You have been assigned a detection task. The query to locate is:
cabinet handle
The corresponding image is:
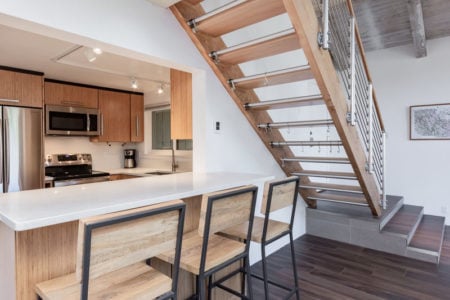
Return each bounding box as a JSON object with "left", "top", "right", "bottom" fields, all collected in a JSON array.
[
  {"left": 0, "top": 99, "right": 20, "bottom": 103},
  {"left": 61, "top": 100, "right": 82, "bottom": 106},
  {"left": 100, "top": 113, "right": 104, "bottom": 136},
  {"left": 136, "top": 116, "right": 139, "bottom": 137}
]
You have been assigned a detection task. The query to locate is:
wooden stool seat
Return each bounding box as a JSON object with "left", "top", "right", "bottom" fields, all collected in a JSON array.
[
  {"left": 35, "top": 200, "right": 185, "bottom": 300},
  {"left": 221, "top": 216, "right": 289, "bottom": 243},
  {"left": 158, "top": 185, "right": 258, "bottom": 299},
  {"left": 219, "top": 177, "right": 301, "bottom": 300},
  {"left": 35, "top": 262, "right": 172, "bottom": 300},
  {"left": 158, "top": 230, "right": 245, "bottom": 275}
]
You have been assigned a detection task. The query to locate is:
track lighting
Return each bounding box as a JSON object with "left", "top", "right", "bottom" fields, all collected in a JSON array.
[
  {"left": 157, "top": 84, "right": 164, "bottom": 94},
  {"left": 131, "top": 78, "right": 138, "bottom": 89},
  {"left": 84, "top": 47, "right": 104, "bottom": 63},
  {"left": 92, "top": 48, "right": 103, "bottom": 55}
]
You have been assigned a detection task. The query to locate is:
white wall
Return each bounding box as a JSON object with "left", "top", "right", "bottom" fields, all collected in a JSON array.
[
  {"left": 0, "top": 0, "right": 305, "bottom": 244},
  {"left": 366, "top": 37, "right": 450, "bottom": 223}
]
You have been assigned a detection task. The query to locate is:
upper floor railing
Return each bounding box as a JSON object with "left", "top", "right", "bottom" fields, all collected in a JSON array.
[{"left": 313, "top": 0, "right": 387, "bottom": 209}]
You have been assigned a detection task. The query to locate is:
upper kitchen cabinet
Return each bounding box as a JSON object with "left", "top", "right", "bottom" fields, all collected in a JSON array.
[
  {"left": 0, "top": 67, "right": 43, "bottom": 108},
  {"left": 44, "top": 80, "right": 98, "bottom": 108},
  {"left": 130, "top": 94, "right": 144, "bottom": 143},
  {"left": 93, "top": 90, "right": 131, "bottom": 143},
  {"left": 170, "top": 69, "right": 192, "bottom": 140}
]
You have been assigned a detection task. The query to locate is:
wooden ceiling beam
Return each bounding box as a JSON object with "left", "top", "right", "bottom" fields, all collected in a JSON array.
[{"left": 407, "top": 0, "right": 427, "bottom": 58}]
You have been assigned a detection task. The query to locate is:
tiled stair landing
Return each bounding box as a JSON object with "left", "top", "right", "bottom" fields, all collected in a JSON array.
[{"left": 306, "top": 195, "right": 446, "bottom": 263}]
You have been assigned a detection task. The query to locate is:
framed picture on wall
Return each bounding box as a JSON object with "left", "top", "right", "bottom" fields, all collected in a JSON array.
[{"left": 410, "top": 103, "right": 450, "bottom": 140}]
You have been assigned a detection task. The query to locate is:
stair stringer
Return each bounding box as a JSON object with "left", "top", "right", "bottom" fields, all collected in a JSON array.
[
  {"left": 284, "top": 0, "right": 381, "bottom": 216},
  {"left": 170, "top": 2, "right": 319, "bottom": 207}
]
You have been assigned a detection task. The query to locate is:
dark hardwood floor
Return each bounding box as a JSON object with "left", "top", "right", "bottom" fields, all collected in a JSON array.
[{"left": 250, "top": 227, "right": 450, "bottom": 299}]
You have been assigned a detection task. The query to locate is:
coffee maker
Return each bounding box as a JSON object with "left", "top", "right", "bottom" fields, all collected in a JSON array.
[{"left": 124, "top": 149, "right": 137, "bottom": 168}]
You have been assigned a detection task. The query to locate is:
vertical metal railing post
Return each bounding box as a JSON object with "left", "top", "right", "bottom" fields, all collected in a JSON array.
[
  {"left": 321, "top": 0, "right": 330, "bottom": 49},
  {"left": 382, "top": 131, "right": 387, "bottom": 209},
  {"left": 367, "top": 83, "right": 374, "bottom": 174},
  {"left": 349, "top": 17, "right": 356, "bottom": 125}
]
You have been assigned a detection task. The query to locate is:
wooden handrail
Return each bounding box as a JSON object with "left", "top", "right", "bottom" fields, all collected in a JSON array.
[{"left": 345, "top": 0, "right": 385, "bottom": 132}]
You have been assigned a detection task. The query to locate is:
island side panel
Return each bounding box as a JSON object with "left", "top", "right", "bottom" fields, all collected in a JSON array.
[
  {"left": 15, "top": 221, "right": 78, "bottom": 300},
  {"left": 0, "top": 222, "right": 16, "bottom": 300}
]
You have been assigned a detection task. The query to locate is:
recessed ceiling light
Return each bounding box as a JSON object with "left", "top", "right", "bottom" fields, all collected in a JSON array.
[{"left": 92, "top": 48, "right": 103, "bottom": 55}]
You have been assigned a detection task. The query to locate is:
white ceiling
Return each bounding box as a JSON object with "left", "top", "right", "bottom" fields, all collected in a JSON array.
[
  {"left": 0, "top": 24, "right": 171, "bottom": 100},
  {"left": 146, "top": 0, "right": 182, "bottom": 8}
]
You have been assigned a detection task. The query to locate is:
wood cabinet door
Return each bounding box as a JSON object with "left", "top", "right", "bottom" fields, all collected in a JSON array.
[
  {"left": 170, "top": 69, "right": 192, "bottom": 140},
  {"left": 130, "top": 94, "right": 144, "bottom": 143},
  {"left": 44, "top": 81, "right": 98, "bottom": 108},
  {"left": 0, "top": 70, "right": 43, "bottom": 108},
  {"left": 14, "top": 72, "right": 43, "bottom": 108},
  {"left": 96, "top": 90, "right": 130, "bottom": 142}
]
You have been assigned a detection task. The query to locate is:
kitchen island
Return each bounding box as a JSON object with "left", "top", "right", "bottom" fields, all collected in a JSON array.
[{"left": 0, "top": 172, "right": 272, "bottom": 300}]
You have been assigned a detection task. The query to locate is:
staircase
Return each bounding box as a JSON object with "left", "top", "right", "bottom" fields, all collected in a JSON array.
[
  {"left": 171, "top": 0, "right": 382, "bottom": 215},
  {"left": 169, "top": 0, "right": 446, "bottom": 263},
  {"left": 307, "top": 196, "right": 447, "bottom": 263}
]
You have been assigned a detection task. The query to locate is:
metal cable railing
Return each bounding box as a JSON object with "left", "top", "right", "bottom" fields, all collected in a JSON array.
[{"left": 313, "top": 0, "right": 387, "bottom": 209}]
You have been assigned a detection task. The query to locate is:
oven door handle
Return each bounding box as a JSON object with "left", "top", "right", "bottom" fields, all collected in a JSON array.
[{"left": 53, "top": 176, "right": 110, "bottom": 187}]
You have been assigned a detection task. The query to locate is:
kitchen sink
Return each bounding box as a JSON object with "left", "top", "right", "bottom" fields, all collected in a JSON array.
[{"left": 145, "top": 171, "right": 173, "bottom": 175}]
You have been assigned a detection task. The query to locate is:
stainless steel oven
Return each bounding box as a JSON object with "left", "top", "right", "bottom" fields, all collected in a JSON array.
[
  {"left": 45, "top": 105, "right": 100, "bottom": 136},
  {"left": 45, "top": 153, "right": 110, "bottom": 187}
]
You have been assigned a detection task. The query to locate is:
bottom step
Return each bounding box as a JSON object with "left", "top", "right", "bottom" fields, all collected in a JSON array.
[
  {"left": 308, "top": 191, "right": 368, "bottom": 206},
  {"left": 382, "top": 205, "right": 424, "bottom": 244},
  {"left": 407, "top": 215, "right": 446, "bottom": 263}
]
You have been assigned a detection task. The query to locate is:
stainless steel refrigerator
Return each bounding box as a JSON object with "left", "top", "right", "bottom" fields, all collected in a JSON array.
[{"left": 1, "top": 106, "right": 43, "bottom": 193}]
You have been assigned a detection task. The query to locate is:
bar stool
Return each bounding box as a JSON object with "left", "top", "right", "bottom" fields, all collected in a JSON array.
[
  {"left": 220, "top": 176, "right": 300, "bottom": 300},
  {"left": 158, "top": 185, "right": 258, "bottom": 299},
  {"left": 35, "top": 200, "right": 185, "bottom": 300}
]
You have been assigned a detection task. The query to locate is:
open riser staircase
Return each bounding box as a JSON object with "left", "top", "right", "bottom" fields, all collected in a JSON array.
[{"left": 170, "top": 0, "right": 447, "bottom": 263}]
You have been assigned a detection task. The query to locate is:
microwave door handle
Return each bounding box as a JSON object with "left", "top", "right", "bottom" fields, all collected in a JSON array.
[{"left": 87, "top": 113, "right": 90, "bottom": 132}]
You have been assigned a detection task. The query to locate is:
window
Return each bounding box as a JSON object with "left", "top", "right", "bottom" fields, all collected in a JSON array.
[
  {"left": 152, "top": 109, "right": 171, "bottom": 150},
  {"left": 151, "top": 109, "right": 192, "bottom": 151}
]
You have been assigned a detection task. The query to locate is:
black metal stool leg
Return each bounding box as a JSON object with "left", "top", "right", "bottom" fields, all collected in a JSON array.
[
  {"left": 245, "top": 256, "right": 254, "bottom": 299},
  {"left": 261, "top": 243, "right": 270, "bottom": 300},
  {"left": 289, "top": 232, "right": 300, "bottom": 300}
]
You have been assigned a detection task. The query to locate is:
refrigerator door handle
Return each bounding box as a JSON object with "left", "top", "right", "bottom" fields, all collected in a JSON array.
[
  {"left": 4, "top": 118, "right": 9, "bottom": 190},
  {"left": 0, "top": 117, "right": 3, "bottom": 186}
]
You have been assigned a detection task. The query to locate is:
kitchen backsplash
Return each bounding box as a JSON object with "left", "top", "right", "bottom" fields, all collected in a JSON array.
[{"left": 44, "top": 136, "right": 193, "bottom": 172}]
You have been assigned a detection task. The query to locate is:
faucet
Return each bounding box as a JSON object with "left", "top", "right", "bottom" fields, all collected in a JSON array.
[{"left": 171, "top": 141, "right": 178, "bottom": 173}]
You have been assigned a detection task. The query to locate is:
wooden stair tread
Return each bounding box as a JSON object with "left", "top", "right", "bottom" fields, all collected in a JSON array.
[
  {"left": 382, "top": 205, "right": 423, "bottom": 241},
  {"left": 233, "top": 67, "right": 314, "bottom": 89},
  {"left": 300, "top": 182, "right": 362, "bottom": 193},
  {"left": 218, "top": 32, "right": 300, "bottom": 65},
  {"left": 35, "top": 262, "right": 172, "bottom": 300},
  {"left": 157, "top": 230, "right": 245, "bottom": 275},
  {"left": 307, "top": 191, "right": 367, "bottom": 205},
  {"left": 286, "top": 156, "right": 350, "bottom": 163},
  {"left": 408, "top": 215, "right": 446, "bottom": 254},
  {"left": 293, "top": 170, "right": 357, "bottom": 180},
  {"left": 195, "top": 0, "right": 286, "bottom": 37},
  {"left": 246, "top": 96, "right": 323, "bottom": 110}
]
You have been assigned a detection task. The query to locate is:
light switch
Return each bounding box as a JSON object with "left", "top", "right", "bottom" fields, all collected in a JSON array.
[{"left": 214, "top": 121, "right": 221, "bottom": 134}]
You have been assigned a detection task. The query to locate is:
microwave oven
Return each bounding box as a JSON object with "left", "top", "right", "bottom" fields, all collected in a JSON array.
[{"left": 45, "top": 105, "right": 100, "bottom": 136}]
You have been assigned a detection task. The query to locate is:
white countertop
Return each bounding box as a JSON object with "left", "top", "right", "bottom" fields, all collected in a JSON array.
[{"left": 0, "top": 172, "right": 273, "bottom": 231}]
